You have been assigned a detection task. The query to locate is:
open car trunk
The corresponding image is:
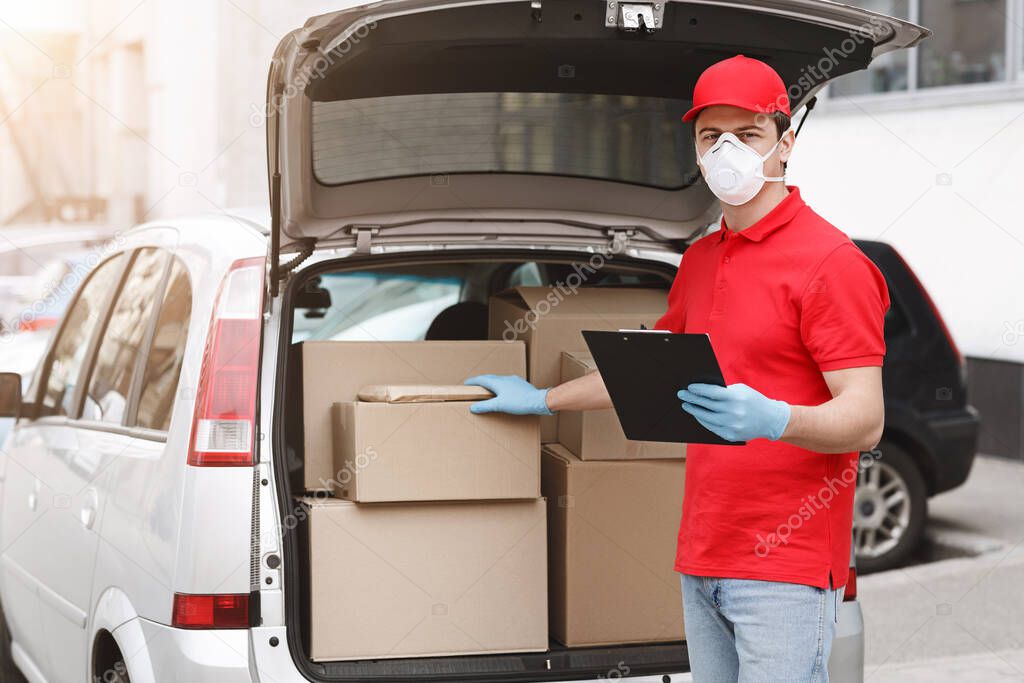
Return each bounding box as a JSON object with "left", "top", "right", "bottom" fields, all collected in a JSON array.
[
  {"left": 265, "top": 0, "right": 928, "bottom": 292},
  {"left": 265, "top": 1, "right": 928, "bottom": 679}
]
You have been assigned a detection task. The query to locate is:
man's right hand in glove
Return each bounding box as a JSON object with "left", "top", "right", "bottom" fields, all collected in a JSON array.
[
  {"left": 464, "top": 369, "right": 613, "bottom": 415},
  {"left": 463, "top": 374, "right": 553, "bottom": 415}
]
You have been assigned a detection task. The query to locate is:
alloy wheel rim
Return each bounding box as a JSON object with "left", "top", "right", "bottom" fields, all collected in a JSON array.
[{"left": 854, "top": 458, "right": 912, "bottom": 559}]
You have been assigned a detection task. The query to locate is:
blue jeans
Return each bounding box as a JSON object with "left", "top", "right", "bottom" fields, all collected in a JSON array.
[{"left": 680, "top": 573, "right": 844, "bottom": 682}]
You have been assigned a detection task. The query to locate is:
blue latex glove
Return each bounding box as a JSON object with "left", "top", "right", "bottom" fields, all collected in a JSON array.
[
  {"left": 464, "top": 374, "right": 553, "bottom": 415},
  {"left": 677, "top": 383, "right": 790, "bottom": 442}
]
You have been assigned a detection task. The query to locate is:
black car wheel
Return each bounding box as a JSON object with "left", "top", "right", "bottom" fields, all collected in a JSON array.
[{"left": 854, "top": 440, "right": 928, "bottom": 573}]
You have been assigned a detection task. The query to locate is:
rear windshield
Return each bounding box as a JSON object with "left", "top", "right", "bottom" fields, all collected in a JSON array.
[
  {"left": 311, "top": 92, "right": 695, "bottom": 189},
  {"left": 291, "top": 260, "right": 671, "bottom": 343}
]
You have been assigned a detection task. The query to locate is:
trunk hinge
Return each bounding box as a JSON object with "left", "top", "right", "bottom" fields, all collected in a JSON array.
[
  {"left": 348, "top": 225, "right": 380, "bottom": 254},
  {"left": 606, "top": 227, "right": 636, "bottom": 252},
  {"left": 605, "top": 1, "right": 663, "bottom": 32}
]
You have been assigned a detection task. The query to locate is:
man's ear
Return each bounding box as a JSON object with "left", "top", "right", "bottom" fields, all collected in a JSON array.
[{"left": 778, "top": 129, "right": 796, "bottom": 164}]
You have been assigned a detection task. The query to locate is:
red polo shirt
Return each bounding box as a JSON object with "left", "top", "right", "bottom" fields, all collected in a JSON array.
[{"left": 654, "top": 186, "right": 889, "bottom": 589}]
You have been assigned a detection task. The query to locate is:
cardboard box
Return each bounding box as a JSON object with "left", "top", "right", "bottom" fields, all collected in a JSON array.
[
  {"left": 488, "top": 287, "right": 667, "bottom": 441},
  {"left": 558, "top": 352, "right": 685, "bottom": 461},
  {"left": 541, "top": 443, "right": 685, "bottom": 646},
  {"left": 301, "top": 496, "right": 549, "bottom": 662},
  {"left": 332, "top": 399, "right": 540, "bottom": 502},
  {"left": 297, "top": 341, "right": 526, "bottom": 491}
]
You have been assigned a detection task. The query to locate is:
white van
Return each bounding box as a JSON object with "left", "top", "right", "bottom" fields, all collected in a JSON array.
[{"left": 0, "top": 1, "right": 926, "bottom": 680}]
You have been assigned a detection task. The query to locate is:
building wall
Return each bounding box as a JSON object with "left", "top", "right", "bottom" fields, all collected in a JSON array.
[{"left": 789, "top": 96, "right": 1024, "bottom": 366}]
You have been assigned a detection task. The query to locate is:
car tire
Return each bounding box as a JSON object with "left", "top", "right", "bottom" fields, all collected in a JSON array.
[
  {"left": 853, "top": 439, "right": 927, "bottom": 574},
  {"left": 0, "top": 602, "right": 28, "bottom": 683},
  {"left": 93, "top": 632, "right": 132, "bottom": 683}
]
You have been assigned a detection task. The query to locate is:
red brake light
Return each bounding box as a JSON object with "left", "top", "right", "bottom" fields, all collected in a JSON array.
[
  {"left": 844, "top": 567, "right": 857, "bottom": 601},
  {"left": 172, "top": 593, "right": 249, "bottom": 629},
  {"left": 187, "top": 257, "right": 266, "bottom": 467}
]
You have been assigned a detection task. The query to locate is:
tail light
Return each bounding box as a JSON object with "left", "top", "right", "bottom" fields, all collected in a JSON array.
[
  {"left": 187, "top": 257, "right": 266, "bottom": 467},
  {"left": 172, "top": 593, "right": 249, "bottom": 628},
  {"left": 893, "top": 250, "right": 962, "bottom": 367},
  {"left": 844, "top": 567, "right": 857, "bottom": 601}
]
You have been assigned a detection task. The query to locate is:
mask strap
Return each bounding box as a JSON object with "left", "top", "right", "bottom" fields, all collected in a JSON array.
[{"left": 760, "top": 127, "right": 792, "bottom": 182}]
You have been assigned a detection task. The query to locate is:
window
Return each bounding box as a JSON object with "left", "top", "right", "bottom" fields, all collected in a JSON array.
[
  {"left": 830, "top": 1, "right": 911, "bottom": 97},
  {"left": 830, "top": 0, "right": 1017, "bottom": 97},
  {"left": 39, "top": 254, "right": 126, "bottom": 417},
  {"left": 293, "top": 270, "right": 464, "bottom": 342},
  {"left": 136, "top": 258, "right": 192, "bottom": 431},
  {"left": 81, "top": 249, "right": 168, "bottom": 424},
  {"left": 292, "top": 261, "right": 673, "bottom": 344},
  {"left": 507, "top": 263, "right": 544, "bottom": 288},
  {"left": 312, "top": 93, "right": 695, "bottom": 189},
  {"left": 919, "top": 0, "right": 1006, "bottom": 88}
]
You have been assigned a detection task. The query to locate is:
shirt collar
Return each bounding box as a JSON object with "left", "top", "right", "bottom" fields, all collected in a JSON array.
[{"left": 719, "top": 185, "right": 806, "bottom": 243}]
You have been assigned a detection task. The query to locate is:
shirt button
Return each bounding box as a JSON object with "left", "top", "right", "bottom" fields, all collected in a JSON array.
[
  {"left": 723, "top": 256, "right": 731, "bottom": 264},
  {"left": 717, "top": 281, "right": 726, "bottom": 290}
]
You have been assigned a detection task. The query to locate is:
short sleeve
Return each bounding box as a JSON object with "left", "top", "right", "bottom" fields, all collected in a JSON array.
[
  {"left": 800, "top": 242, "right": 890, "bottom": 372},
  {"left": 654, "top": 257, "right": 687, "bottom": 332}
]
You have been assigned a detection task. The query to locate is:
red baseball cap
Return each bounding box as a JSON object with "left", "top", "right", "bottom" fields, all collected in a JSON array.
[{"left": 682, "top": 54, "right": 790, "bottom": 123}]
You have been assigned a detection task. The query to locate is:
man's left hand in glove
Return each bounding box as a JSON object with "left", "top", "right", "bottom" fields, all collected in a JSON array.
[{"left": 677, "top": 382, "right": 791, "bottom": 442}]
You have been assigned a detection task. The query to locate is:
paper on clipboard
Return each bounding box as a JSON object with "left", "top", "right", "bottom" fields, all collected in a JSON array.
[{"left": 617, "top": 328, "right": 670, "bottom": 333}]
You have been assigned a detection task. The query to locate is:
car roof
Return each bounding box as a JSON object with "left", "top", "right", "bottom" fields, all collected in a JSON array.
[{"left": 119, "top": 210, "right": 269, "bottom": 262}]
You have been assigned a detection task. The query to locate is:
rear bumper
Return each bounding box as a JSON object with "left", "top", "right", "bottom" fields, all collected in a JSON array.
[
  {"left": 923, "top": 406, "right": 980, "bottom": 495},
  {"left": 247, "top": 607, "right": 861, "bottom": 683},
  {"left": 113, "top": 618, "right": 254, "bottom": 683}
]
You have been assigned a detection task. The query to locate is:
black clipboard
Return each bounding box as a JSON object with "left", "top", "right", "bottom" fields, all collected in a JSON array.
[{"left": 582, "top": 330, "right": 744, "bottom": 446}]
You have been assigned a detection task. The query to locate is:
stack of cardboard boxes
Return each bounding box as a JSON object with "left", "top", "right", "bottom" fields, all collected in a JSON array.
[
  {"left": 297, "top": 340, "right": 547, "bottom": 662},
  {"left": 296, "top": 286, "right": 687, "bottom": 662},
  {"left": 545, "top": 352, "right": 686, "bottom": 646},
  {"left": 490, "top": 288, "right": 687, "bottom": 647}
]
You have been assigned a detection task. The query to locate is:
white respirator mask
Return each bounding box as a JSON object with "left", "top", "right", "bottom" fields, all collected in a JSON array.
[{"left": 697, "top": 130, "right": 790, "bottom": 206}]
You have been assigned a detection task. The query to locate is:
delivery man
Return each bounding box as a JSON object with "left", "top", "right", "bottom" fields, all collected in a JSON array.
[{"left": 465, "top": 54, "right": 889, "bottom": 682}]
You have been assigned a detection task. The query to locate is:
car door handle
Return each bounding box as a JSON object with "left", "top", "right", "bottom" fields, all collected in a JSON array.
[
  {"left": 80, "top": 489, "right": 99, "bottom": 530},
  {"left": 80, "top": 504, "right": 97, "bottom": 529},
  {"left": 28, "top": 479, "right": 40, "bottom": 511}
]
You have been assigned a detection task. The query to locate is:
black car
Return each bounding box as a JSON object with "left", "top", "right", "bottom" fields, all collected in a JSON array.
[{"left": 853, "top": 239, "right": 979, "bottom": 573}]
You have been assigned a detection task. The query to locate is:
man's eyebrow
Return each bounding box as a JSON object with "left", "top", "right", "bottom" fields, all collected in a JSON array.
[{"left": 697, "top": 124, "right": 767, "bottom": 134}]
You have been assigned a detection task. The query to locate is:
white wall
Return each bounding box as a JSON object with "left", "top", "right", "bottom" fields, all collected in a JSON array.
[{"left": 789, "top": 96, "right": 1024, "bottom": 363}]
